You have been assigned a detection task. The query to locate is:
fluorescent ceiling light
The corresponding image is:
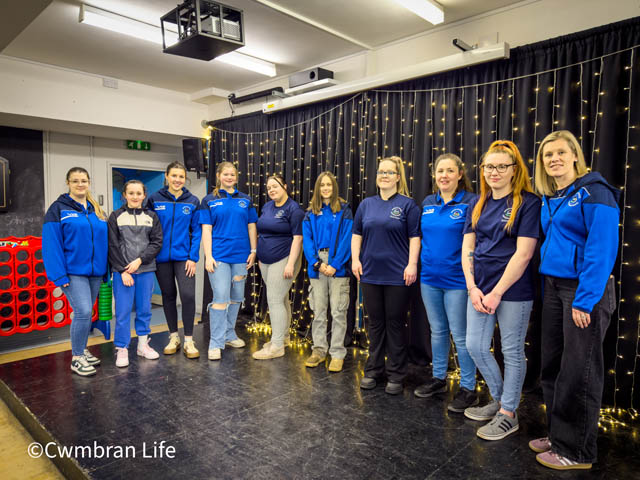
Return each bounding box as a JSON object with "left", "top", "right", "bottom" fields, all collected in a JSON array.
[
  {"left": 79, "top": 5, "right": 276, "bottom": 77},
  {"left": 214, "top": 51, "right": 277, "bottom": 77},
  {"left": 393, "top": 0, "right": 444, "bottom": 25}
]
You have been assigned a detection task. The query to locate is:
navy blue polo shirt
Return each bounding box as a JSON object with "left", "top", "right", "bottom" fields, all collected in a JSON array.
[
  {"left": 353, "top": 193, "right": 421, "bottom": 286},
  {"left": 463, "top": 191, "right": 541, "bottom": 301},
  {"left": 421, "top": 190, "right": 477, "bottom": 289},
  {"left": 199, "top": 189, "right": 258, "bottom": 264},
  {"left": 257, "top": 198, "right": 304, "bottom": 264}
]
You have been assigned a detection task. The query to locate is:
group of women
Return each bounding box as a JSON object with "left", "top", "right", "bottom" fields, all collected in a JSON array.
[{"left": 42, "top": 129, "right": 619, "bottom": 471}]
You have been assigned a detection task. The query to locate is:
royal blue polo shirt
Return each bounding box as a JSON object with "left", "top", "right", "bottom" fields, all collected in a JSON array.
[
  {"left": 257, "top": 197, "right": 305, "bottom": 264},
  {"left": 199, "top": 189, "right": 258, "bottom": 264},
  {"left": 352, "top": 193, "right": 421, "bottom": 286},
  {"left": 463, "top": 191, "right": 541, "bottom": 301},
  {"left": 420, "top": 190, "right": 477, "bottom": 289}
]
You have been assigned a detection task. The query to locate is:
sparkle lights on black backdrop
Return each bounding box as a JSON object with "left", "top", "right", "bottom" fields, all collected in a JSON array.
[{"left": 209, "top": 18, "right": 640, "bottom": 416}]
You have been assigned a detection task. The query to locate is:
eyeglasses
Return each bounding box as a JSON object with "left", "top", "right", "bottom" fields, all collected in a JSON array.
[
  {"left": 376, "top": 171, "right": 398, "bottom": 177},
  {"left": 482, "top": 164, "right": 515, "bottom": 173}
]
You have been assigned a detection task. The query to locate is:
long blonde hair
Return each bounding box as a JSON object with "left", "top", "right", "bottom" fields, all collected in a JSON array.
[
  {"left": 65, "top": 167, "right": 106, "bottom": 220},
  {"left": 212, "top": 161, "right": 237, "bottom": 197},
  {"left": 378, "top": 156, "right": 409, "bottom": 196},
  {"left": 534, "top": 130, "right": 588, "bottom": 196},
  {"left": 471, "top": 140, "right": 534, "bottom": 233},
  {"left": 309, "top": 172, "right": 344, "bottom": 214}
]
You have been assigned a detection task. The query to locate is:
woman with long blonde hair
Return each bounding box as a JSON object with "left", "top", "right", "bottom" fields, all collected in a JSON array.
[
  {"left": 461, "top": 141, "right": 541, "bottom": 440},
  {"left": 302, "top": 172, "right": 353, "bottom": 372},
  {"left": 200, "top": 161, "right": 258, "bottom": 361},
  {"left": 352, "top": 156, "right": 421, "bottom": 395},
  {"left": 530, "top": 131, "right": 619, "bottom": 470}
]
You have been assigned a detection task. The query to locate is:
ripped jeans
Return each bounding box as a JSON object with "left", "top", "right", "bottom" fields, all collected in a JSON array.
[{"left": 207, "top": 262, "right": 247, "bottom": 349}]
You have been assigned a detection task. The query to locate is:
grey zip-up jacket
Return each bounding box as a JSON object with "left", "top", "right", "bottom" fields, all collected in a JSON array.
[{"left": 108, "top": 205, "right": 163, "bottom": 273}]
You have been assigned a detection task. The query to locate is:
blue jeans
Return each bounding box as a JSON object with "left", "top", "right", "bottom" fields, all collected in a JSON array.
[
  {"left": 466, "top": 299, "right": 533, "bottom": 413},
  {"left": 62, "top": 275, "right": 102, "bottom": 356},
  {"left": 420, "top": 283, "right": 476, "bottom": 390},
  {"left": 207, "top": 262, "right": 247, "bottom": 349},
  {"left": 113, "top": 271, "right": 155, "bottom": 348}
]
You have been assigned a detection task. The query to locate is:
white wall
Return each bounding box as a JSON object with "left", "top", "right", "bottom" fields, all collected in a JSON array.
[
  {"left": 0, "top": 55, "right": 209, "bottom": 139},
  {"left": 45, "top": 132, "right": 207, "bottom": 314},
  {"left": 207, "top": 0, "right": 640, "bottom": 120}
]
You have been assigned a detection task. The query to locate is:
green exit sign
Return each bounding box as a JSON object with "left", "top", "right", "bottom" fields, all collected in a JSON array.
[{"left": 126, "top": 140, "right": 151, "bottom": 151}]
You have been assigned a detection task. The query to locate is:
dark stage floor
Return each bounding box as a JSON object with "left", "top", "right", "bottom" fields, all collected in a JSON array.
[{"left": 0, "top": 322, "right": 638, "bottom": 480}]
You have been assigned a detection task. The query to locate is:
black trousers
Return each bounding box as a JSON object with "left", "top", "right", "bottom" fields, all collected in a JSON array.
[
  {"left": 155, "top": 261, "right": 196, "bottom": 336},
  {"left": 361, "top": 283, "right": 411, "bottom": 383},
  {"left": 540, "top": 275, "right": 615, "bottom": 463}
]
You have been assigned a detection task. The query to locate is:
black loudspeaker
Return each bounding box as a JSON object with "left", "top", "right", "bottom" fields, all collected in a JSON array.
[
  {"left": 289, "top": 67, "right": 333, "bottom": 88},
  {"left": 182, "top": 138, "right": 207, "bottom": 172},
  {"left": 0, "top": 157, "right": 9, "bottom": 213}
]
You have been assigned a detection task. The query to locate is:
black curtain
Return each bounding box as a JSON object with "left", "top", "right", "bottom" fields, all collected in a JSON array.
[{"left": 211, "top": 17, "right": 640, "bottom": 410}]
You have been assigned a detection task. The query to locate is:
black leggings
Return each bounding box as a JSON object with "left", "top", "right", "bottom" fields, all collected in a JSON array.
[
  {"left": 155, "top": 261, "right": 196, "bottom": 336},
  {"left": 361, "top": 283, "right": 412, "bottom": 383}
]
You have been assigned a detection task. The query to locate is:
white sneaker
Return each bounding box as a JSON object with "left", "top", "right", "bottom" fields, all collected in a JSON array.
[
  {"left": 252, "top": 343, "right": 285, "bottom": 360},
  {"left": 115, "top": 347, "right": 129, "bottom": 368},
  {"left": 208, "top": 348, "right": 221, "bottom": 360},
  {"left": 137, "top": 341, "right": 160, "bottom": 360},
  {"left": 225, "top": 338, "right": 246, "bottom": 348}
]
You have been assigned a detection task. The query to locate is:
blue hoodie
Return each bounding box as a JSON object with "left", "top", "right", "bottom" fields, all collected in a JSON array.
[
  {"left": 540, "top": 172, "right": 620, "bottom": 313},
  {"left": 302, "top": 203, "right": 353, "bottom": 279},
  {"left": 146, "top": 186, "right": 201, "bottom": 263},
  {"left": 42, "top": 194, "right": 109, "bottom": 286}
]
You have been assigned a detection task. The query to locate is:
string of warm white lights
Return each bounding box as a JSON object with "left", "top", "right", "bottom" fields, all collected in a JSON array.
[{"left": 210, "top": 44, "right": 640, "bottom": 422}]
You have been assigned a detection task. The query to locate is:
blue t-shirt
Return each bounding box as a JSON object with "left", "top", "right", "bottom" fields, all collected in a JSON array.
[
  {"left": 199, "top": 189, "right": 258, "bottom": 264},
  {"left": 421, "top": 190, "right": 477, "bottom": 289},
  {"left": 316, "top": 204, "right": 335, "bottom": 249},
  {"left": 353, "top": 193, "right": 421, "bottom": 286},
  {"left": 257, "top": 198, "right": 304, "bottom": 264},
  {"left": 463, "top": 191, "right": 541, "bottom": 301}
]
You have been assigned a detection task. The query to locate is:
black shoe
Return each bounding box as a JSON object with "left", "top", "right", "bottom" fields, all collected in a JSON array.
[
  {"left": 385, "top": 381, "right": 403, "bottom": 395},
  {"left": 360, "top": 377, "right": 377, "bottom": 390},
  {"left": 447, "top": 387, "right": 479, "bottom": 412},
  {"left": 414, "top": 377, "right": 447, "bottom": 398}
]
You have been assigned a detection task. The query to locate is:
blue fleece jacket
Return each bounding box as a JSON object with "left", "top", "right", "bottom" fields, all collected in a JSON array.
[
  {"left": 302, "top": 202, "right": 353, "bottom": 279},
  {"left": 42, "top": 194, "right": 109, "bottom": 286},
  {"left": 539, "top": 172, "right": 620, "bottom": 313},
  {"left": 146, "top": 186, "right": 201, "bottom": 263}
]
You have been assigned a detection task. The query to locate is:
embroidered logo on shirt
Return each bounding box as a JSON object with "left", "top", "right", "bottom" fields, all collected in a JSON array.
[
  {"left": 449, "top": 208, "right": 463, "bottom": 220},
  {"left": 501, "top": 208, "right": 512, "bottom": 222},
  {"left": 568, "top": 192, "right": 581, "bottom": 207},
  {"left": 275, "top": 209, "right": 285, "bottom": 218},
  {"left": 238, "top": 200, "right": 249, "bottom": 209},
  {"left": 155, "top": 205, "right": 166, "bottom": 211},
  {"left": 60, "top": 212, "right": 79, "bottom": 221},
  {"left": 390, "top": 207, "right": 403, "bottom": 219},
  {"left": 211, "top": 201, "right": 223, "bottom": 207},
  {"left": 423, "top": 207, "right": 435, "bottom": 215},
  {"left": 182, "top": 206, "right": 191, "bottom": 215}
]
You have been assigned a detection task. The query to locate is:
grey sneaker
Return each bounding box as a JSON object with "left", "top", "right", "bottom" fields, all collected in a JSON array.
[
  {"left": 477, "top": 412, "right": 519, "bottom": 441},
  {"left": 464, "top": 400, "right": 500, "bottom": 421}
]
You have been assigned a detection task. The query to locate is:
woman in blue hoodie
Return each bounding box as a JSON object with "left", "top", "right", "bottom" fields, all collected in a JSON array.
[
  {"left": 42, "top": 167, "right": 108, "bottom": 376},
  {"left": 302, "top": 172, "right": 353, "bottom": 373},
  {"left": 147, "top": 162, "right": 202, "bottom": 359},
  {"left": 531, "top": 130, "right": 619, "bottom": 471}
]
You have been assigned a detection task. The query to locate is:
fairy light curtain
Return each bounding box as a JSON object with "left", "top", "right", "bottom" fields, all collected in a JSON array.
[{"left": 210, "top": 17, "right": 640, "bottom": 412}]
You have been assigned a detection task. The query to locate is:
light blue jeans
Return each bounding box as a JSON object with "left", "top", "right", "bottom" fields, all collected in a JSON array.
[
  {"left": 466, "top": 298, "right": 533, "bottom": 413},
  {"left": 207, "top": 262, "right": 247, "bottom": 349},
  {"left": 420, "top": 283, "right": 476, "bottom": 390},
  {"left": 62, "top": 275, "right": 102, "bottom": 356}
]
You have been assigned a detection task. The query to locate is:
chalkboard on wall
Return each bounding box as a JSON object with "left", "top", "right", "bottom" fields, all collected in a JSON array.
[{"left": 0, "top": 127, "right": 44, "bottom": 238}]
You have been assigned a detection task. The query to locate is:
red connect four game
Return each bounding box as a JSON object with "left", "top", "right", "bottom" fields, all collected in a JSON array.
[{"left": 0, "top": 236, "right": 98, "bottom": 337}]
